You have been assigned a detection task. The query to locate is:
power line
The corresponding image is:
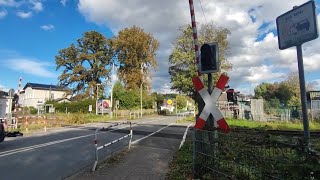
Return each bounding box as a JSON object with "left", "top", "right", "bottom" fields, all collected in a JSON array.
[{"left": 198, "top": 0, "right": 208, "bottom": 24}]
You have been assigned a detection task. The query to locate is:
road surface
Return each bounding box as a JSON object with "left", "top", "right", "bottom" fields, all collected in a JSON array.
[{"left": 0, "top": 116, "right": 186, "bottom": 180}]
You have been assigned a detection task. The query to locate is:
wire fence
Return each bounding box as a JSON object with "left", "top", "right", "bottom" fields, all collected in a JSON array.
[{"left": 193, "top": 128, "right": 320, "bottom": 179}]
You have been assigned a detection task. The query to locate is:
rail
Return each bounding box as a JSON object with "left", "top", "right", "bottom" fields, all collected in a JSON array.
[{"left": 92, "top": 121, "right": 133, "bottom": 172}]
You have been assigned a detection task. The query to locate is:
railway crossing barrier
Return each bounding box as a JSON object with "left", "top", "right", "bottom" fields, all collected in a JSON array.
[{"left": 92, "top": 121, "right": 133, "bottom": 172}]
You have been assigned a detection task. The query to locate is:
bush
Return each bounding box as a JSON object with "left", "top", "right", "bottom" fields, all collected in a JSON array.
[
  {"left": 28, "top": 106, "right": 38, "bottom": 114},
  {"left": 47, "top": 99, "right": 96, "bottom": 113},
  {"left": 64, "top": 113, "right": 87, "bottom": 124}
]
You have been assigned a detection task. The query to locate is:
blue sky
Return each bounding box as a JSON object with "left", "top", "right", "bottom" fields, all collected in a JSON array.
[
  {"left": 1, "top": 0, "right": 320, "bottom": 95},
  {"left": 0, "top": 0, "right": 113, "bottom": 92}
]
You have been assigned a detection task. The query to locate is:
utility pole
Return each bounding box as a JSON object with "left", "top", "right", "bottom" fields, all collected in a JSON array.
[
  {"left": 96, "top": 84, "right": 100, "bottom": 115},
  {"left": 110, "top": 63, "right": 115, "bottom": 118},
  {"left": 140, "top": 63, "right": 143, "bottom": 117}
]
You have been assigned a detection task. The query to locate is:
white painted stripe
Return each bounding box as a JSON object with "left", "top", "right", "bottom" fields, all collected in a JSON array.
[
  {"left": 132, "top": 123, "right": 175, "bottom": 144},
  {"left": 179, "top": 123, "right": 193, "bottom": 149},
  {"left": 0, "top": 118, "right": 169, "bottom": 158}
]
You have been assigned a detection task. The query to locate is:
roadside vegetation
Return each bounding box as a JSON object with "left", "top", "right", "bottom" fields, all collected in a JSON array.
[{"left": 166, "top": 140, "right": 193, "bottom": 180}]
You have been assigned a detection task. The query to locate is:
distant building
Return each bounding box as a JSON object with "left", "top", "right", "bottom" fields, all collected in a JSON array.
[{"left": 19, "top": 83, "right": 69, "bottom": 108}]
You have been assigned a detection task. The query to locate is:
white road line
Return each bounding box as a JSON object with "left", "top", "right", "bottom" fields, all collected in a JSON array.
[
  {"left": 132, "top": 123, "right": 175, "bottom": 144},
  {"left": 179, "top": 123, "right": 193, "bottom": 149},
  {"left": 0, "top": 118, "right": 169, "bottom": 158}
]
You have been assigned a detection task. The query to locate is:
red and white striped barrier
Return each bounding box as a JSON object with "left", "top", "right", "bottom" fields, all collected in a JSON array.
[
  {"left": 14, "top": 77, "right": 22, "bottom": 113},
  {"left": 188, "top": 0, "right": 201, "bottom": 77},
  {"left": 192, "top": 74, "right": 230, "bottom": 133}
]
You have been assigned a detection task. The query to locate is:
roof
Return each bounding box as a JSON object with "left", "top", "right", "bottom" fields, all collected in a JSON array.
[
  {"left": 23, "top": 83, "right": 68, "bottom": 91},
  {"left": 0, "top": 90, "right": 8, "bottom": 98}
]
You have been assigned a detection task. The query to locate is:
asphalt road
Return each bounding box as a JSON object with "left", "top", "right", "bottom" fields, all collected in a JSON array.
[{"left": 0, "top": 116, "right": 184, "bottom": 180}]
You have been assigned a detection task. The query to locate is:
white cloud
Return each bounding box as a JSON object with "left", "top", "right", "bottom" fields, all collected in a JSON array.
[
  {"left": 0, "top": 0, "right": 20, "bottom": 7},
  {"left": 40, "top": 24, "right": 55, "bottom": 31},
  {"left": 0, "top": 10, "right": 7, "bottom": 19},
  {"left": 77, "top": 0, "right": 320, "bottom": 94},
  {"left": 6, "top": 58, "right": 56, "bottom": 78},
  {"left": 60, "top": 0, "right": 67, "bottom": 6},
  {"left": 0, "top": 84, "right": 9, "bottom": 92},
  {"left": 31, "top": 1, "right": 43, "bottom": 12},
  {"left": 16, "top": 11, "right": 32, "bottom": 18}
]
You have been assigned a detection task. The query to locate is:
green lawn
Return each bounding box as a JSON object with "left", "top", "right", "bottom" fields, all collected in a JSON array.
[{"left": 226, "top": 118, "right": 320, "bottom": 131}]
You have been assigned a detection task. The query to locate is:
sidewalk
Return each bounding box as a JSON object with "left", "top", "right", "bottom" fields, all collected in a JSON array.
[{"left": 72, "top": 123, "right": 192, "bottom": 180}]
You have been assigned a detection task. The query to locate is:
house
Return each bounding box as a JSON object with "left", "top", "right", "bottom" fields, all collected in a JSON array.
[{"left": 19, "top": 83, "right": 69, "bottom": 108}]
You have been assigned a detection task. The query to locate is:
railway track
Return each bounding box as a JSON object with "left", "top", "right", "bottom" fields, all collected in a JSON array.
[{"left": 267, "top": 130, "right": 320, "bottom": 137}]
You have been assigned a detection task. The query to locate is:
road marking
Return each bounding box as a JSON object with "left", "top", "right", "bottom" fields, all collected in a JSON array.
[
  {"left": 132, "top": 123, "right": 175, "bottom": 144},
  {"left": 0, "top": 117, "right": 171, "bottom": 158},
  {"left": 179, "top": 123, "right": 193, "bottom": 149}
]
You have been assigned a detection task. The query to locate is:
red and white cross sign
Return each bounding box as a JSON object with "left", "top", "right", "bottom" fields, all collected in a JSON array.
[{"left": 192, "top": 74, "right": 230, "bottom": 133}]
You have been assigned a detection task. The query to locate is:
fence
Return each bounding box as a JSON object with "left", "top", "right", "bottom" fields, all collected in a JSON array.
[
  {"left": 92, "top": 121, "right": 133, "bottom": 172},
  {"left": 193, "top": 128, "right": 320, "bottom": 179}
]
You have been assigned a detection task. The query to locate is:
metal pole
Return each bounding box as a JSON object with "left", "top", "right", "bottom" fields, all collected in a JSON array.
[
  {"left": 96, "top": 84, "right": 100, "bottom": 115},
  {"left": 208, "top": 73, "right": 213, "bottom": 127},
  {"left": 296, "top": 45, "right": 310, "bottom": 145},
  {"left": 140, "top": 64, "right": 143, "bottom": 117},
  {"left": 192, "top": 129, "right": 196, "bottom": 178},
  {"left": 92, "top": 129, "right": 99, "bottom": 172},
  {"left": 129, "top": 122, "right": 132, "bottom": 149}
]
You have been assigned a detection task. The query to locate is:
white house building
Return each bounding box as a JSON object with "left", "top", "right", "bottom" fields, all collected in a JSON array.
[{"left": 19, "top": 83, "right": 69, "bottom": 108}]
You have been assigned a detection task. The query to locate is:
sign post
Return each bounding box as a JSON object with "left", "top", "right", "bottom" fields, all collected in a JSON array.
[{"left": 276, "top": 0, "right": 319, "bottom": 146}]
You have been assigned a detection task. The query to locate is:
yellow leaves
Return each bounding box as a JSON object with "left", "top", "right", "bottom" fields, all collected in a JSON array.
[{"left": 113, "top": 26, "right": 159, "bottom": 90}]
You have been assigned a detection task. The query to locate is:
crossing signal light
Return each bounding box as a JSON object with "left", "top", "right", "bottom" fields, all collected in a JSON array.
[{"left": 200, "top": 43, "right": 219, "bottom": 74}]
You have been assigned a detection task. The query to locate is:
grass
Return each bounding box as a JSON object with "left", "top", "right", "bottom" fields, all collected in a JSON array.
[
  {"left": 7, "top": 112, "right": 159, "bottom": 134},
  {"left": 166, "top": 140, "right": 193, "bottom": 180},
  {"left": 176, "top": 116, "right": 320, "bottom": 131},
  {"left": 226, "top": 118, "right": 320, "bottom": 131},
  {"left": 176, "top": 116, "right": 194, "bottom": 124}
]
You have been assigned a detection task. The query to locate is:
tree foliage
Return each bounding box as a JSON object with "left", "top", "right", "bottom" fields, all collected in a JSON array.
[
  {"left": 169, "top": 23, "right": 232, "bottom": 98},
  {"left": 55, "top": 31, "right": 114, "bottom": 97},
  {"left": 113, "top": 26, "right": 159, "bottom": 90},
  {"left": 253, "top": 73, "right": 310, "bottom": 107},
  {"left": 112, "top": 81, "right": 155, "bottom": 110},
  {"left": 176, "top": 95, "right": 188, "bottom": 110}
]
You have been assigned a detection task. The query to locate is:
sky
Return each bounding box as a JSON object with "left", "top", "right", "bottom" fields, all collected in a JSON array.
[{"left": 0, "top": 0, "right": 320, "bottom": 96}]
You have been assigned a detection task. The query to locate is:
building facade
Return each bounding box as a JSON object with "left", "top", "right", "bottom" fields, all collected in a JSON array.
[{"left": 19, "top": 83, "right": 68, "bottom": 108}]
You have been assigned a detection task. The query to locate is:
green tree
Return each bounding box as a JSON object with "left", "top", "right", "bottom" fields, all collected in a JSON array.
[
  {"left": 283, "top": 73, "right": 301, "bottom": 107},
  {"left": 112, "top": 81, "right": 125, "bottom": 101},
  {"left": 169, "top": 23, "right": 232, "bottom": 98},
  {"left": 55, "top": 31, "right": 114, "bottom": 97},
  {"left": 176, "top": 95, "right": 188, "bottom": 110},
  {"left": 113, "top": 26, "right": 159, "bottom": 90}
]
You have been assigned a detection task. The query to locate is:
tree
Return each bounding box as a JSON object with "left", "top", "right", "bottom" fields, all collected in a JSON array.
[
  {"left": 169, "top": 23, "right": 232, "bottom": 98},
  {"left": 284, "top": 73, "right": 301, "bottom": 107},
  {"left": 113, "top": 26, "right": 159, "bottom": 90},
  {"left": 176, "top": 95, "right": 188, "bottom": 110},
  {"left": 55, "top": 31, "right": 114, "bottom": 97}
]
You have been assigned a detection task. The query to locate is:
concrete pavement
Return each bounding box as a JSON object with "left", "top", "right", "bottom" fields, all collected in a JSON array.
[
  {"left": 0, "top": 116, "right": 183, "bottom": 180},
  {"left": 72, "top": 119, "right": 193, "bottom": 180}
]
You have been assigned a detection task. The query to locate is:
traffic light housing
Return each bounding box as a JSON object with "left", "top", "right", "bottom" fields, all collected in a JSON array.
[
  {"left": 226, "top": 89, "right": 238, "bottom": 104},
  {"left": 200, "top": 43, "right": 219, "bottom": 74}
]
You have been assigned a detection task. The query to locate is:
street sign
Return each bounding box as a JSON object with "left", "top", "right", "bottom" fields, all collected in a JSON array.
[
  {"left": 192, "top": 74, "right": 230, "bottom": 133},
  {"left": 89, "top": 105, "right": 92, "bottom": 112},
  {"left": 276, "top": 1, "right": 318, "bottom": 50},
  {"left": 167, "top": 99, "right": 172, "bottom": 105}
]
